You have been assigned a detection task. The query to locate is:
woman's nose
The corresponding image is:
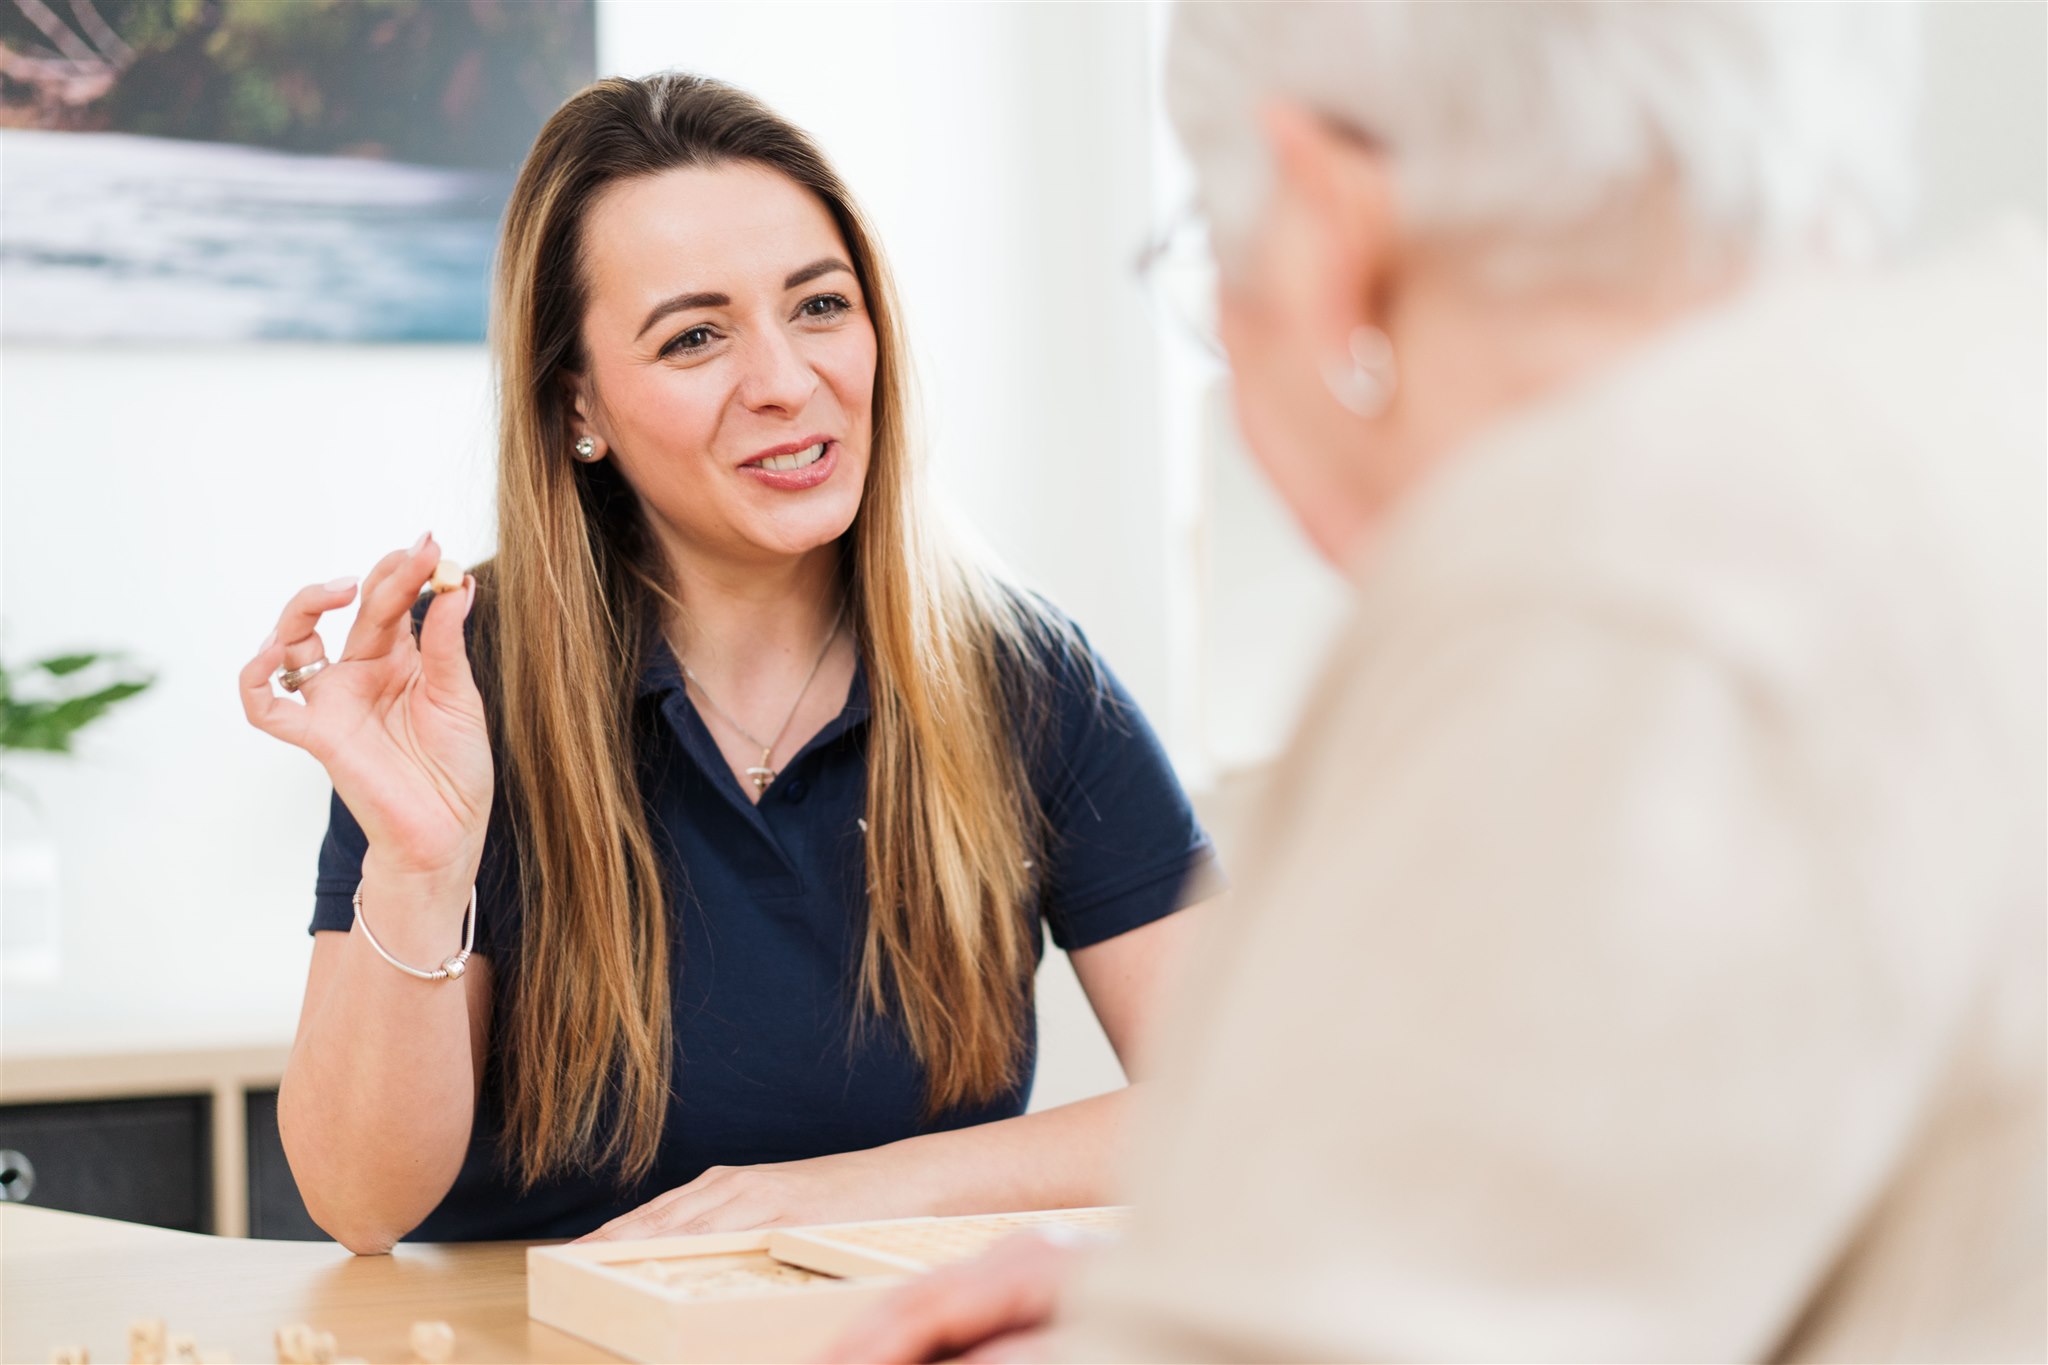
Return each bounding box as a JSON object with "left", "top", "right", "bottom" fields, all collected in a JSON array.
[{"left": 734, "top": 324, "right": 820, "bottom": 414}]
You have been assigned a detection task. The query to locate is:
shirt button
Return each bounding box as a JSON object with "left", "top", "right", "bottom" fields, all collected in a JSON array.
[{"left": 781, "top": 778, "right": 808, "bottom": 803}]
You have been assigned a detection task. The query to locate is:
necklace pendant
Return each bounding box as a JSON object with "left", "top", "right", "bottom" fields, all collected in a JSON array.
[{"left": 747, "top": 765, "right": 777, "bottom": 792}]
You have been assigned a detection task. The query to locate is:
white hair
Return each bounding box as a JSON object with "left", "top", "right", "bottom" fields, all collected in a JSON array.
[{"left": 1166, "top": 1, "right": 1921, "bottom": 281}]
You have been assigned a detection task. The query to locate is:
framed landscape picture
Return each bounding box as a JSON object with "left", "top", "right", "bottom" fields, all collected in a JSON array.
[{"left": 0, "top": 0, "right": 597, "bottom": 341}]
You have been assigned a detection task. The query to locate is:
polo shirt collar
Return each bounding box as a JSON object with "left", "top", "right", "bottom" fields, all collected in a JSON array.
[{"left": 635, "top": 628, "right": 872, "bottom": 731}]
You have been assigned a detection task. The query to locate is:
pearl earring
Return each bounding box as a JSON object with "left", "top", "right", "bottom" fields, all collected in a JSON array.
[
  {"left": 572, "top": 435, "right": 600, "bottom": 462},
  {"left": 1320, "top": 325, "right": 1398, "bottom": 419}
]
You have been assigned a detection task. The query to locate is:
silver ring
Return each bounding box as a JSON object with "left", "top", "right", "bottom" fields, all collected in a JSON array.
[{"left": 277, "top": 657, "right": 330, "bottom": 693}]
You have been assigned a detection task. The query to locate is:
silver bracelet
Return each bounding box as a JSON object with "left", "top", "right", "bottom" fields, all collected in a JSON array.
[{"left": 350, "top": 880, "right": 477, "bottom": 981}]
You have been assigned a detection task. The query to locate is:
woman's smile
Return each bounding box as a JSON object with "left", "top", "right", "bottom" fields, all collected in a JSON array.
[{"left": 740, "top": 436, "right": 838, "bottom": 490}]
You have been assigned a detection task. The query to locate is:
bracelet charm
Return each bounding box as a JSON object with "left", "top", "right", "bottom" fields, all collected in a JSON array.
[{"left": 350, "top": 881, "right": 478, "bottom": 982}]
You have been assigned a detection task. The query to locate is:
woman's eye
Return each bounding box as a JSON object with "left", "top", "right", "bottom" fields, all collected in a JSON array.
[
  {"left": 663, "top": 326, "right": 716, "bottom": 356},
  {"left": 799, "top": 293, "right": 852, "bottom": 320}
]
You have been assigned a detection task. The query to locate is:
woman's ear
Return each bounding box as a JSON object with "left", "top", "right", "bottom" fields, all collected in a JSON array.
[{"left": 563, "top": 371, "right": 609, "bottom": 462}]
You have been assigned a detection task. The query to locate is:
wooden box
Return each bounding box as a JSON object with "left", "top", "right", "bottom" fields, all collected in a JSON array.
[{"left": 527, "top": 1207, "right": 1125, "bottom": 1363}]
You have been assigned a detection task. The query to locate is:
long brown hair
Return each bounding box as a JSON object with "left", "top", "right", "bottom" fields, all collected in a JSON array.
[{"left": 484, "top": 72, "right": 1055, "bottom": 1187}]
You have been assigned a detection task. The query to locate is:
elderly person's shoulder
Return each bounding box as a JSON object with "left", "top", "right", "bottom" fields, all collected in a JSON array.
[{"left": 1354, "top": 225, "right": 2044, "bottom": 700}]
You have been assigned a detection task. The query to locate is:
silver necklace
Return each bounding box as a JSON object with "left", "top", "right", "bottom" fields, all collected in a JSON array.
[{"left": 678, "top": 599, "right": 848, "bottom": 794}]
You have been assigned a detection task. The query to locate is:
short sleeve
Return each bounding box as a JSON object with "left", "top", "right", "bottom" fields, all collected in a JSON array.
[
  {"left": 1029, "top": 618, "right": 1224, "bottom": 952},
  {"left": 310, "top": 787, "right": 367, "bottom": 934}
]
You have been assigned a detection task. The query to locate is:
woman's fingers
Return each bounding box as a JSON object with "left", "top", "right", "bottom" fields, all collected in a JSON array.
[
  {"left": 341, "top": 533, "right": 437, "bottom": 663},
  {"left": 578, "top": 1209, "right": 655, "bottom": 1243},
  {"left": 575, "top": 1195, "right": 665, "bottom": 1243},
  {"left": 661, "top": 1193, "right": 747, "bottom": 1237},
  {"left": 576, "top": 1191, "right": 694, "bottom": 1243},
  {"left": 243, "top": 574, "right": 362, "bottom": 743},
  {"left": 417, "top": 573, "right": 479, "bottom": 707},
  {"left": 239, "top": 629, "right": 310, "bottom": 749},
  {"left": 575, "top": 1175, "right": 736, "bottom": 1243},
  {"left": 271, "top": 576, "right": 360, "bottom": 667}
]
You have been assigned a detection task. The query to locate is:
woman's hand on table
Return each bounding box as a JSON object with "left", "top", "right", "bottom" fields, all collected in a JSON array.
[
  {"left": 817, "top": 1231, "right": 1086, "bottom": 1363},
  {"left": 239, "top": 532, "right": 493, "bottom": 883},
  {"left": 575, "top": 1147, "right": 928, "bottom": 1242}
]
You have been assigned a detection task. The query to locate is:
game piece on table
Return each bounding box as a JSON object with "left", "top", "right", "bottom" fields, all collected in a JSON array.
[
  {"left": 273, "top": 1324, "right": 312, "bottom": 1365},
  {"left": 166, "top": 1335, "right": 199, "bottom": 1365},
  {"left": 408, "top": 1320, "right": 454, "bottom": 1364},
  {"left": 429, "top": 560, "right": 466, "bottom": 594},
  {"left": 49, "top": 1347, "right": 88, "bottom": 1364},
  {"left": 128, "top": 1319, "right": 166, "bottom": 1364}
]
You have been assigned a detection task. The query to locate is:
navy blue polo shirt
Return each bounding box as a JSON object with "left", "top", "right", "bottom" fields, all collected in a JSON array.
[{"left": 309, "top": 601, "right": 1220, "bottom": 1241}]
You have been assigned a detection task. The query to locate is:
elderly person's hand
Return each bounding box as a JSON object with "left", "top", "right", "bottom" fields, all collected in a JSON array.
[{"left": 819, "top": 1231, "right": 1089, "bottom": 1364}]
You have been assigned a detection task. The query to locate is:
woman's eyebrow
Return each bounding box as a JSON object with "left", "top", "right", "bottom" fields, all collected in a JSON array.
[
  {"left": 784, "top": 256, "right": 853, "bottom": 290},
  {"left": 637, "top": 290, "right": 728, "bottom": 340},
  {"left": 635, "top": 258, "right": 855, "bottom": 340}
]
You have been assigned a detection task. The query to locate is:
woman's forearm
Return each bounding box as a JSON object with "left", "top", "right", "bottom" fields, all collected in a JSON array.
[
  {"left": 876, "top": 1088, "right": 1140, "bottom": 1216},
  {"left": 277, "top": 863, "right": 485, "bottom": 1254}
]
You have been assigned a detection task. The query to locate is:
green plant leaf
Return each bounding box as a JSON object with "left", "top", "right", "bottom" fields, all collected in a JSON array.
[
  {"left": 0, "top": 701, "right": 77, "bottom": 753},
  {"left": 40, "top": 682, "right": 152, "bottom": 734},
  {"left": 0, "top": 654, "right": 154, "bottom": 754},
  {"left": 34, "top": 653, "right": 103, "bottom": 677}
]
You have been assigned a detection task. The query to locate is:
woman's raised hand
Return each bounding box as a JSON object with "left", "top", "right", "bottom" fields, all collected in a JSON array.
[{"left": 239, "top": 533, "right": 493, "bottom": 885}]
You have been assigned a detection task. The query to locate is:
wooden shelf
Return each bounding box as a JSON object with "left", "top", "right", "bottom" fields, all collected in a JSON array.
[{"left": 1, "top": 1044, "right": 292, "bottom": 1238}]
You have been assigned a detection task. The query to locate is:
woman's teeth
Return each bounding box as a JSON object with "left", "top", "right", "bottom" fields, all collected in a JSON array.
[{"left": 756, "top": 442, "right": 826, "bottom": 472}]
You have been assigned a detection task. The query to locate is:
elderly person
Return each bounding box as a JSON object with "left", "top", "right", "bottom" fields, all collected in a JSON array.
[{"left": 831, "top": 3, "right": 2043, "bottom": 1361}]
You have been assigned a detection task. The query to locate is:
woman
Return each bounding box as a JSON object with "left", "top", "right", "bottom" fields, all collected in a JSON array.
[
  {"left": 833, "top": 3, "right": 2043, "bottom": 1361},
  {"left": 238, "top": 73, "right": 1220, "bottom": 1253}
]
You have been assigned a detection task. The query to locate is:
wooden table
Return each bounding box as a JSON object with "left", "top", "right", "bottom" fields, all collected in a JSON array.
[{"left": 0, "top": 1205, "right": 623, "bottom": 1363}]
